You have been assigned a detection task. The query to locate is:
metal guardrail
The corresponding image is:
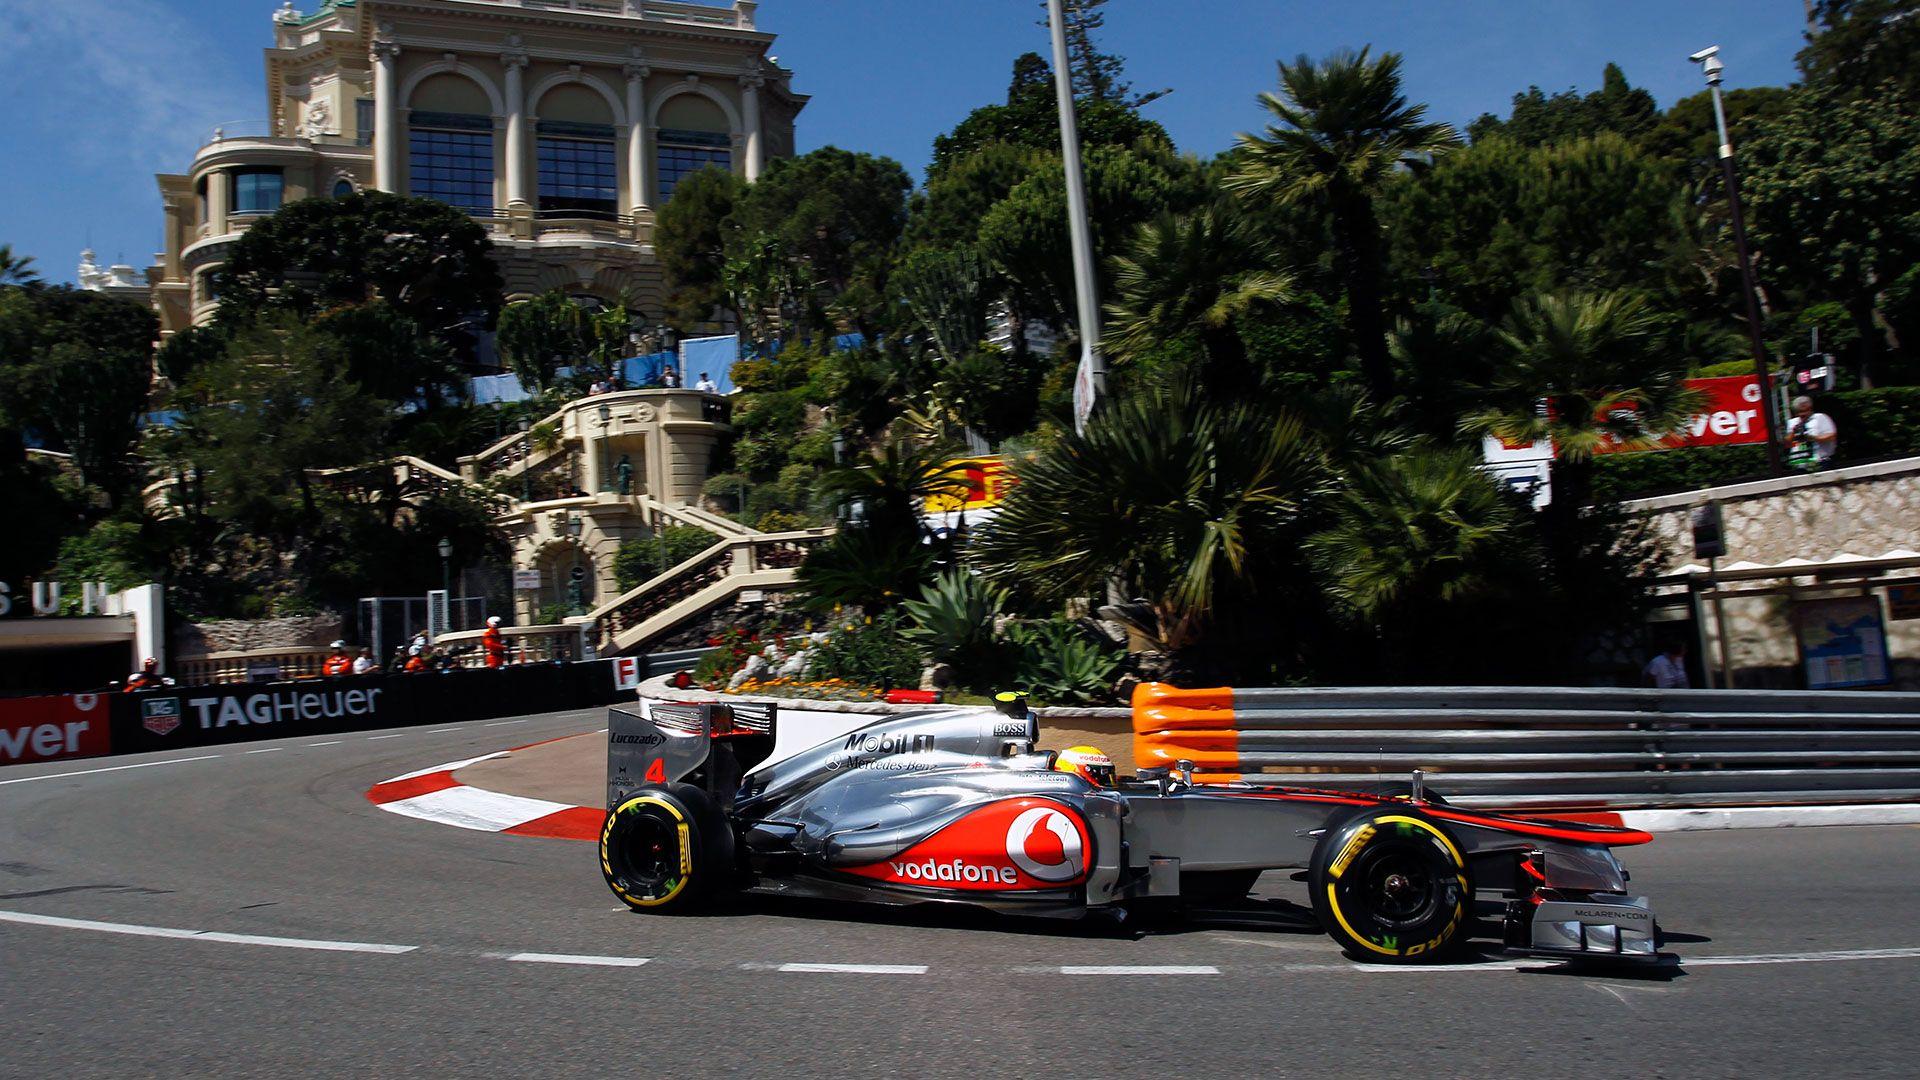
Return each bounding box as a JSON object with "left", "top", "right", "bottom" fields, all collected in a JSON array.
[{"left": 1133, "top": 684, "right": 1920, "bottom": 809}]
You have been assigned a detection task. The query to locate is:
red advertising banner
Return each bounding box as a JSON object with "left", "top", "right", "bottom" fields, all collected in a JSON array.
[
  {"left": 1592, "top": 375, "right": 1771, "bottom": 456},
  {"left": 0, "top": 693, "right": 112, "bottom": 767}
]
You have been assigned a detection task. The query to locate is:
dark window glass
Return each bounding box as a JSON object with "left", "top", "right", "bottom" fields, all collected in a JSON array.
[
  {"left": 408, "top": 111, "right": 494, "bottom": 213},
  {"left": 332, "top": 179, "right": 355, "bottom": 198},
  {"left": 231, "top": 169, "right": 283, "bottom": 214},
  {"left": 656, "top": 128, "right": 732, "bottom": 203},
  {"left": 356, "top": 99, "right": 375, "bottom": 146},
  {"left": 537, "top": 121, "right": 617, "bottom": 217}
]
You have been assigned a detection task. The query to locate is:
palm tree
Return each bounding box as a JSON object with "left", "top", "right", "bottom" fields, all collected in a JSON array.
[
  {"left": 0, "top": 244, "right": 39, "bottom": 287},
  {"left": 1227, "top": 49, "right": 1459, "bottom": 402},
  {"left": 970, "top": 380, "right": 1326, "bottom": 676},
  {"left": 816, "top": 436, "right": 971, "bottom": 536},
  {"left": 1106, "top": 203, "right": 1295, "bottom": 392},
  {"left": 1460, "top": 290, "right": 1703, "bottom": 524}
]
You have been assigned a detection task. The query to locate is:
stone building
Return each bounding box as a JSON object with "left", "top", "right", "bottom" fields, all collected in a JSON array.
[{"left": 147, "top": 0, "right": 805, "bottom": 335}]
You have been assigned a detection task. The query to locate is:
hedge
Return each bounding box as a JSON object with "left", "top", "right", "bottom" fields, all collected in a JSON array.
[{"left": 1591, "top": 386, "right": 1920, "bottom": 502}]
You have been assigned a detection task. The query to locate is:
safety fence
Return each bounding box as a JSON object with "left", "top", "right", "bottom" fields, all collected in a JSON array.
[
  {"left": 1, "top": 660, "right": 639, "bottom": 769},
  {"left": 1133, "top": 683, "right": 1920, "bottom": 809}
]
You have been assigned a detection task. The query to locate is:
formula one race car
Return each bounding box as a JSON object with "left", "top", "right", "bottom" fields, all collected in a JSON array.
[{"left": 599, "top": 697, "right": 1658, "bottom": 964}]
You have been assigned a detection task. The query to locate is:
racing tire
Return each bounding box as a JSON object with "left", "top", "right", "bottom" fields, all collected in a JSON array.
[
  {"left": 600, "top": 785, "right": 734, "bottom": 914},
  {"left": 1309, "top": 806, "right": 1472, "bottom": 964}
]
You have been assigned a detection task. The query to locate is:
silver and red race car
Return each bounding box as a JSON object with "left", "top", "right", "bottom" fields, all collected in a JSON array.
[{"left": 599, "top": 696, "right": 1658, "bottom": 964}]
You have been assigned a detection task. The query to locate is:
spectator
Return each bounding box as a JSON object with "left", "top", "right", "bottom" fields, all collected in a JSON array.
[
  {"left": 404, "top": 643, "right": 430, "bottom": 674},
  {"left": 662, "top": 365, "right": 681, "bottom": 388},
  {"left": 123, "top": 656, "right": 172, "bottom": 693},
  {"left": 352, "top": 647, "right": 378, "bottom": 675},
  {"left": 1787, "top": 396, "right": 1838, "bottom": 470},
  {"left": 588, "top": 378, "right": 609, "bottom": 396},
  {"left": 320, "top": 640, "right": 353, "bottom": 677},
  {"left": 1643, "top": 640, "right": 1691, "bottom": 689},
  {"left": 694, "top": 371, "right": 718, "bottom": 393},
  {"left": 482, "top": 616, "right": 507, "bottom": 669}
]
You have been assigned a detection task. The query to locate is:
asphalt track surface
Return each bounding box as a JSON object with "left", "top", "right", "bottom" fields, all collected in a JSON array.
[{"left": 5, "top": 708, "right": 1920, "bottom": 1078}]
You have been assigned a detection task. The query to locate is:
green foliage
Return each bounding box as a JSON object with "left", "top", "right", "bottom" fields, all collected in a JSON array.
[
  {"left": 155, "top": 323, "right": 230, "bottom": 386},
  {"left": 808, "top": 611, "right": 925, "bottom": 690},
  {"left": 1825, "top": 387, "right": 1920, "bottom": 460},
  {"left": 1590, "top": 444, "right": 1771, "bottom": 502},
  {"left": 928, "top": 53, "right": 1170, "bottom": 181},
  {"left": 795, "top": 527, "right": 936, "bottom": 613},
  {"left": 655, "top": 166, "right": 747, "bottom": 328},
  {"left": 0, "top": 244, "right": 40, "bottom": 286},
  {"left": 211, "top": 191, "right": 501, "bottom": 344},
  {"left": 1384, "top": 134, "right": 1681, "bottom": 318},
  {"left": 496, "top": 290, "right": 588, "bottom": 392},
  {"left": 1005, "top": 619, "right": 1122, "bottom": 705},
  {"left": 1228, "top": 48, "right": 1462, "bottom": 400},
  {"left": 930, "top": 346, "right": 1047, "bottom": 449},
  {"left": 0, "top": 285, "right": 157, "bottom": 503},
  {"left": 1467, "top": 63, "right": 1658, "bottom": 147},
  {"left": 613, "top": 525, "right": 719, "bottom": 592},
  {"left": 894, "top": 247, "right": 990, "bottom": 366},
  {"left": 1798, "top": 1, "right": 1920, "bottom": 101},
  {"left": 902, "top": 569, "right": 1007, "bottom": 683}
]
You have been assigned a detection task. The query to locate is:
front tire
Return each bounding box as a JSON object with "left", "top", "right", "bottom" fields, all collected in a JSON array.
[
  {"left": 600, "top": 785, "right": 732, "bottom": 914},
  {"left": 1309, "top": 807, "right": 1471, "bottom": 963}
]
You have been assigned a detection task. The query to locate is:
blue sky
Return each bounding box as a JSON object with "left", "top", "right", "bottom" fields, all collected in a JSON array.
[{"left": 0, "top": 1, "right": 1808, "bottom": 286}]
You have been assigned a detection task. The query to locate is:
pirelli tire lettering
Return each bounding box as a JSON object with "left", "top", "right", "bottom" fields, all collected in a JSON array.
[
  {"left": 1309, "top": 808, "right": 1471, "bottom": 964},
  {"left": 601, "top": 785, "right": 735, "bottom": 915}
]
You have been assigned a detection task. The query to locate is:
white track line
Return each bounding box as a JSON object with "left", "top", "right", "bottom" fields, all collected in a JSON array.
[
  {"left": 775, "top": 963, "right": 927, "bottom": 974},
  {"left": 308, "top": 740, "right": 343, "bottom": 746},
  {"left": 497, "top": 952, "right": 651, "bottom": 968},
  {"left": 1054, "top": 965, "right": 1221, "bottom": 976},
  {"left": 243, "top": 748, "right": 282, "bottom": 755},
  {"left": 0, "top": 910, "right": 416, "bottom": 954},
  {"left": 367, "top": 734, "right": 405, "bottom": 741},
  {"left": 382, "top": 751, "right": 507, "bottom": 783},
  {"left": 483, "top": 719, "right": 527, "bottom": 727},
  {"left": 428, "top": 728, "right": 460, "bottom": 734},
  {"left": 0, "top": 755, "right": 220, "bottom": 787},
  {"left": 1681, "top": 947, "right": 1920, "bottom": 967}
]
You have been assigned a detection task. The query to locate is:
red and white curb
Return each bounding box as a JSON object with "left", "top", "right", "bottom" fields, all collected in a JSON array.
[{"left": 365, "top": 749, "right": 603, "bottom": 840}]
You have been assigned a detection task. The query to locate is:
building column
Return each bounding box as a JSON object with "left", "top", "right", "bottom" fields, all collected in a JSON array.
[
  {"left": 371, "top": 38, "right": 401, "bottom": 192},
  {"left": 739, "top": 71, "right": 764, "bottom": 181},
  {"left": 206, "top": 169, "right": 230, "bottom": 235},
  {"left": 624, "top": 60, "right": 652, "bottom": 214},
  {"left": 502, "top": 48, "right": 531, "bottom": 209}
]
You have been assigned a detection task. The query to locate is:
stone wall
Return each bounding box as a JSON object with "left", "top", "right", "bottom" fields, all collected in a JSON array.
[{"left": 173, "top": 614, "right": 345, "bottom": 658}]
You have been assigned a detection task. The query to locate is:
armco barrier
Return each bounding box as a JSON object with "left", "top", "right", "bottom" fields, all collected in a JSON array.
[
  {"left": 0, "top": 660, "right": 633, "bottom": 768},
  {"left": 1132, "top": 682, "right": 1920, "bottom": 809}
]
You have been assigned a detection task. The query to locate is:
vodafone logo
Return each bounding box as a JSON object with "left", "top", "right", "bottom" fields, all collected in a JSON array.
[{"left": 1005, "top": 806, "right": 1084, "bottom": 883}]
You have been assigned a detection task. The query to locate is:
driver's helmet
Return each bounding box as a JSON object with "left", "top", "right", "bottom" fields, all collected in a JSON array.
[{"left": 1054, "top": 745, "right": 1116, "bottom": 788}]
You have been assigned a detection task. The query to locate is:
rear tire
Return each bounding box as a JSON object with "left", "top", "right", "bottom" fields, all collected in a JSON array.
[
  {"left": 600, "top": 785, "right": 733, "bottom": 914},
  {"left": 1309, "top": 806, "right": 1471, "bottom": 963}
]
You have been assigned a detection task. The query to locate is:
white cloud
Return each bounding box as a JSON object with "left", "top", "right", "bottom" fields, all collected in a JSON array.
[{"left": 0, "top": 0, "right": 256, "bottom": 170}]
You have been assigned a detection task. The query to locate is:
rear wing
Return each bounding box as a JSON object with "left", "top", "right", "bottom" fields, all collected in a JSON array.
[{"left": 606, "top": 700, "right": 777, "bottom": 809}]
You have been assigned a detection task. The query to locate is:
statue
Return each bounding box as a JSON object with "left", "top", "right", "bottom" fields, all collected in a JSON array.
[
  {"left": 616, "top": 454, "right": 634, "bottom": 496},
  {"left": 303, "top": 98, "right": 331, "bottom": 140}
]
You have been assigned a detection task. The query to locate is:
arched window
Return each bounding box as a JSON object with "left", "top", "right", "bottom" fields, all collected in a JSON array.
[
  {"left": 332, "top": 178, "right": 355, "bottom": 198},
  {"left": 408, "top": 74, "right": 495, "bottom": 212},
  {"left": 655, "top": 93, "right": 732, "bottom": 203},
  {"left": 536, "top": 84, "right": 617, "bottom": 219}
]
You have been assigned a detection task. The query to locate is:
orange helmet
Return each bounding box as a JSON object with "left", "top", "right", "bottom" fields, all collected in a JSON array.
[{"left": 1054, "top": 745, "right": 1116, "bottom": 788}]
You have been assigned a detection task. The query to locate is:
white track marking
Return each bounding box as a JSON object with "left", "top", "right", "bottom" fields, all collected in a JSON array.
[
  {"left": 1054, "top": 965, "right": 1221, "bottom": 976},
  {"left": 0, "top": 910, "right": 416, "bottom": 954},
  {"left": 367, "top": 734, "right": 405, "bottom": 741},
  {"left": 243, "top": 748, "right": 282, "bottom": 755},
  {"left": 774, "top": 963, "right": 927, "bottom": 974},
  {"left": 497, "top": 952, "right": 651, "bottom": 968},
  {"left": 483, "top": 719, "right": 527, "bottom": 727},
  {"left": 0, "top": 755, "right": 220, "bottom": 787},
  {"left": 1681, "top": 947, "right": 1920, "bottom": 967},
  {"left": 308, "top": 740, "right": 343, "bottom": 746},
  {"left": 381, "top": 751, "right": 507, "bottom": 783},
  {"left": 376, "top": 785, "right": 574, "bottom": 832},
  {"left": 428, "top": 728, "right": 460, "bottom": 734}
]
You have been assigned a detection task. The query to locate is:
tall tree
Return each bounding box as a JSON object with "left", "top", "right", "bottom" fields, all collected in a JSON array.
[
  {"left": 928, "top": 54, "right": 1169, "bottom": 181},
  {"left": 654, "top": 165, "right": 747, "bottom": 329},
  {"left": 1798, "top": 1, "right": 1920, "bottom": 101},
  {"left": 1229, "top": 49, "right": 1461, "bottom": 402},
  {"left": 1468, "top": 64, "right": 1658, "bottom": 147},
  {"left": 1035, "top": 0, "right": 1170, "bottom": 107},
  {"left": 213, "top": 192, "right": 499, "bottom": 338},
  {"left": 0, "top": 244, "right": 39, "bottom": 287},
  {"left": 496, "top": 290, "right": 589, "bottom": 392}
]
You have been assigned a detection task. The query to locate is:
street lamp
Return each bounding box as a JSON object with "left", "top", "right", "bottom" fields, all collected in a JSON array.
[
  {"left": 437, "top": 536, "right": 453, "bottom": 595},
  {"left": 1690, "top": 45, "right": 1785, "bottom": 474},
  {"left": 598, "top": 403, "right": 612, "bottom": 494},
  {"left": 517, "top": 416, "right": 533, "bottom": 503},
  {"left": 1046, "top": 0, "right": 1105, "bottom": 433}
]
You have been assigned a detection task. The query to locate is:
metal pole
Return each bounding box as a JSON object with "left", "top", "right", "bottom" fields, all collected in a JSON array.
[
  {"left": 1708, "top": 556, "right": 1735, "bottom": 689},
  {"left": 1699, "top": 51, "right": 1785, "bottom": 473},
  {"left": 1047, "top": 0, "right": 1106, "bottom": 434}
]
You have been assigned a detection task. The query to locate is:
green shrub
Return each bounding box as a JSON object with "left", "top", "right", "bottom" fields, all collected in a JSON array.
[
  {"left": 613, "top": 525, "right": 717, "bottom": 591},
  {"left": 902, "top": 570, "right": 1007, "bottom": 684},
  {"left": 1005, "top": 620, "right": 1122, "bottom": 705},
  {"left": 808, "top": 612, "right": 924, "bottom": 690},
  {"left": 1823, "top": 387, "right": 1920, "bottom": 461},
  {"left": 1590, "top": 444, "right": 1771, "bottom": 501},
  {"left": 1691, "top": 359, "right": 1756, "bottom": 379}
]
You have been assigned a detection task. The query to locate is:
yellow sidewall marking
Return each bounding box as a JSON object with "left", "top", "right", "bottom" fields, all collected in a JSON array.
[
  {"left": 606, "top": 795, "right": 693, "bottom": 908},
  {"left": 1325, "top": 883, "right": 1403, "bottom": 957},
  {"left": 1323, "top": 814, "right": 1468, "bottom": 958}
]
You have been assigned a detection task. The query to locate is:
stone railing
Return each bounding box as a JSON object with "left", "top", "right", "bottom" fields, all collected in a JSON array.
[
  {"left": 597, "top": 542, "right": 737, "bottom": 642},
  {"left": 434, "top": 624, "right": 587, "bottom": 666},
  {"left": 588, "top": 528, "right": 833, "bottom": 652},
  {"left": 174, "top": 646, "right": 333, "bottom": 686},
  {"left": 310, "top": 456, "right": 515, "bottom": 514}
]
